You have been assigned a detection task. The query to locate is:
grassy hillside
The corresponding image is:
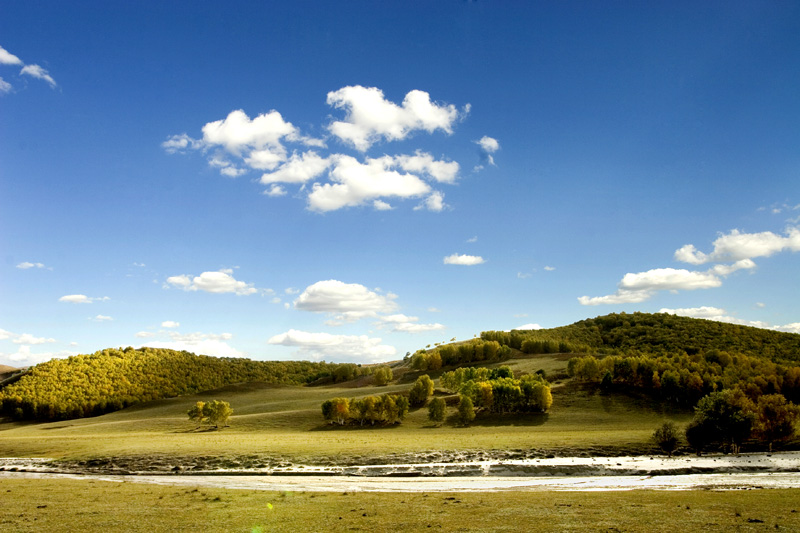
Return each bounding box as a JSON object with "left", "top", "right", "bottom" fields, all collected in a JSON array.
[
  {"left": 0, "top": 353, "right": 693, "bottom": 460},
  {"left": 483, "top": 312, "right": 800, "bottom": 363},
  {"left": 0, "top": 347, "right": 347, "bottom": 421}
]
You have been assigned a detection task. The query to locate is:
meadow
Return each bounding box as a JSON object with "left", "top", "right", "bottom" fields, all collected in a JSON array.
[
  {"left": 3, "top": 477, "right": 799, "bottom": 532},
  {"left": 0, "top": 354, "right": 688, "bottom": 461}
]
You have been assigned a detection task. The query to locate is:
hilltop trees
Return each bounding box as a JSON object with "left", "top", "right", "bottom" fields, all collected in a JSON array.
[{"left": 0, "top": 347, "right": 348, "bottom": 421}]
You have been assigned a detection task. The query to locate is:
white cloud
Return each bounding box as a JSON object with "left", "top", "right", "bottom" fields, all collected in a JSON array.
[
  {"left": 20, "top": 64, "right": 56, "bottom": 88},
  {"left": 778, "top": 323, "right": 800, "bottom": 333},
  {"left": 260, "top": 151, "right": 330, "bottom": 184},
  {"left": 0, "top": 77, "right": 11, "bottom": 94},
  {"left": 294, "top": 280, "right": 398, "bottom": 322},
  {"left": 415, "top": 191, "right": 446, "bottom": 212},
  {"left": 515, "top": 323, "right": 542, "bottom": 330},
  {"left": 544, "top": 266, "right": 556, "bottom": 271},
  {"left": 202, "top": 109, "right": 299, "bottom": 156},
  {"left": 1, "top": 346, "right": 78, "bottom": 366},
  {"left": 16, "top": 261, "right": 48, "bottom": 270},
  {"left": 327, "top": 86, "right": 460, "bottom": 151},
  {"left": 659, "top": 306, "right": 773, "bottom": 329},
  {"left": 165, "top": 269, "right": 259, "bottom": 295},
  {"left": 443, "top": 253, "right": 485, "bottom": 266},
  {"left": 475, "top": 136, "right": 500, "bottom": 167},
  {"left": 675, "top": 227, "right": 800, "bottom": 265},
  {"left": 619, "top": 268, "right": 722, "bottom": 291},
  {"left": 307, "top": 154, "right": 431, "bottom": 212},
  {"left": 58, "top": 294, "right": 109, "bottom": 304},
  {"left": 161, "top": 133, "right": 203, "bottom": 154},
  {"left": 394, "top": 151, "right": 459, "bottom": 184},
  {"left": 376, "top": 314, "right": 446, "bottom": 333},
  {"left": 578, "top": 289, "right": 654, "bottom": 306},
  {"left": 0, "top": 46, "right": 22, "bottom": 65},
  {"left": 93, "top": 315, "right": 113, "bottom": 322},
  {"left": 161, "top": 321, "right": 180, "bottom": 328},
  {"left": 265, "top": 184, "right": 287, "bottom": 197},
  {"left": 373, "top": 199, "right": 393, "bottom": 211},
  {"left": 268, "top": 329, "right": 396, "bottom": 363},
  {"left": 467, "top": 236, "right": 478, "bottom": 243},
  {"left": 12, "top": 333, "right": 56, "bottom": 345},
  {"left": 476, "top": 136, "right": 500, "bottom": 153},
  {"left": 135, "top": 331, "right": 156, "bottom": 338}
]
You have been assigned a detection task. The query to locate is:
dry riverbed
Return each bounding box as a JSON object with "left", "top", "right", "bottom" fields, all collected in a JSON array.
[{"left": 2, "top": 451, "right": 799, "bottom": 492}]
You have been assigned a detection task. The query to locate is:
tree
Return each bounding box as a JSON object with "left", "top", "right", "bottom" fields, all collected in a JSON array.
[
  {"left": 691, "top": 390, "right": 755, "bottom": 454},
  {"left": 204, "top": 400, "right": 233, "bottom": 429},
  {"left": 187, "top": 401, "right": 206, "bottom": 427},
  {"left": 457, "top": 395, "right": 475, "bottom": 426},
  {"left": 373, "top": 366, "right": 393, "bottom": 386},
  {"left": 685, "top": 418, "right": 713, "bottom": 456},
  {"left": 427, "top": 397, "right": 447, "bottom": 426},
  {"left": 652, "top": 421, "right": 680, "bottom": 457},
  {"left": 753, "top": 394, "right": 800, "bottom": 451},
  {"left": 322, "top": 397, "right": 350, "bottom": 425},
  {"left": 409, "top": 375, "right": 434, "bottom": 407}
]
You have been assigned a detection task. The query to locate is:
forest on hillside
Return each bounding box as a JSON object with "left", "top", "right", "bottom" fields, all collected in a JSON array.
[{"left": 0, "top": 347, "right": 343, "bottom": 421}]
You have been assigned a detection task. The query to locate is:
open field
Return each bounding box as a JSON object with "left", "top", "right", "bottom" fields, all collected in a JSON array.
[
  {"left": 0, "top": 355, "right": 693, "bottom": 461},
  {"left": 3, "top": 477, "right": 799, "bottom": 532}
]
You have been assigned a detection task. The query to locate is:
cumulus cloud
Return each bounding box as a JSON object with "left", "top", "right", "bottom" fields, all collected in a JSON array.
[
  {"left": 93, "top": 315, "right": 113, "bottom": 322},
  {"left": 12, "top": 333, "right": 56, "bottom": 345},
  {"left": 0, "top": 45, "right": 22, "bottom": 65},
  {"left": 58, "top": 294, "right": 109, "bottom": 304},
  {"left": 675, "top": 227, "right": 800, "bottom": 265},
  {"left": 20, "top": 64, "right": 56, "bottom": 88},
  {"left": 294, "top": 280, "right": 398, "bottom": 322},
  {"left": 161, "top": 321, "right": 180, "bottom": 328},
  {"left": 443, "top": 253, "right": 485, "bottom": 266},
  {"left": 307, "top": 154, "right": 431, "bottom": 212},
  {"left": 327, "top": 86, "right": 460, "bottom": 151},
  {"left": 165, "top": 269, "right": 260, "bottom": 295},
  {"left": 165, "top": 86, "right": 471, "bottom": 212},
  {"left": 268, "top": 329, "right": 396, "bottom": 363}
]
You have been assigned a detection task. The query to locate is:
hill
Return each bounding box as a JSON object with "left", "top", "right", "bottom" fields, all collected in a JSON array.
[{"left": 0, "top": 347, "right": 345, "bottom": 421}]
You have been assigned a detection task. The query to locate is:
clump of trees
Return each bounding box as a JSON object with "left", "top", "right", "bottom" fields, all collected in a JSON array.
[
  {"left": 321, "top": 394, "right": 409, "bottom": 426},
  {"left": 409, "top": 339, "right": 512, "bottom": 371},
  {"left": 409, "top": 375, "right": 434, "bottom": 407},
  {"left": 372, "top": 365, "right": 393, "bottom": 386},
  {"left": 187, "top": 400, "right": 233, "bottom": 429},
  {"left": 439, "top": 366, "right": 553, "bottom": 415},
  {"left": 652, "top": 421, "right": 681, "bottom": 457},
  {"left": 567, "top": 351, "right": 800, "bottom": 407},
  {"left": 685, "top": 390, "right": 800, "bottom": 454},
  {"left": 0, "top": 347, "right": 351, "bottom": 421},
  {"left": 427, "top": 397, "right": 447, "bottom": 426}
]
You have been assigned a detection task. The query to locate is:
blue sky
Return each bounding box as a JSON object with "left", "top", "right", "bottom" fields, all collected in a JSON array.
[{"left": 2, "top": 1, "right": 799, "bottom": 367}]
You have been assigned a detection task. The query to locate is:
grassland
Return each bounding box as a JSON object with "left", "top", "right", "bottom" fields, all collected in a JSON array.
[
  {"left": 3, "top": 477, "right": 799, "bottom": 532},
  {"left": 0, "top": 354, "right": 693, "bottom": 462}
]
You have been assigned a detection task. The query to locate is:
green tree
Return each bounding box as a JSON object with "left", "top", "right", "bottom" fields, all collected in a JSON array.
[
  {"left": 187, "top": 401, "right": 206, "bottom": 427},
  {"left": 373, "top": 366, "right": 393, "bottom": 386},
  {"left": 427, "top": 397, "right": 447, "bottom": 426},
  {"left": 409, "top": 375, "right": 434, "bottom": 407},
  {"left": 203, "top": 400, "right": 233, "bottom": 429},
  {"left": 753, "top": 394, "right": 800, "bottom": 451},
  {"left": 457, "top": 395, "right": 475, "bottom": 426},
  {"left": 652, "top": 421, "right": 680, "bottom": 457}
]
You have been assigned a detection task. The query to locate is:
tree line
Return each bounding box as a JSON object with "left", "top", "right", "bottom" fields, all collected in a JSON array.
[
  {"left": 439, "top": 366, "right": 553, "bottom": 415},
  {"left": 408, "top": 339, "right": 512, "bottom": 371}
]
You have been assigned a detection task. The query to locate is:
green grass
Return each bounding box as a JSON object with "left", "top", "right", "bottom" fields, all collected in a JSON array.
[
  {"left": 2, "top": 477, "right": 799, "bottom": 532},
  {"left": 0, "top": 355, "right": 690, "bottom": 461}
]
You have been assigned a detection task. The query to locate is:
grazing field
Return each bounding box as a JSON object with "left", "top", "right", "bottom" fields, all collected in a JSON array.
[
  {"left": 0, "top": 355, "right": 690, "bottom": 461},
  {"left": 3, "top": 477, "right": 799, "bottom": 532}
]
